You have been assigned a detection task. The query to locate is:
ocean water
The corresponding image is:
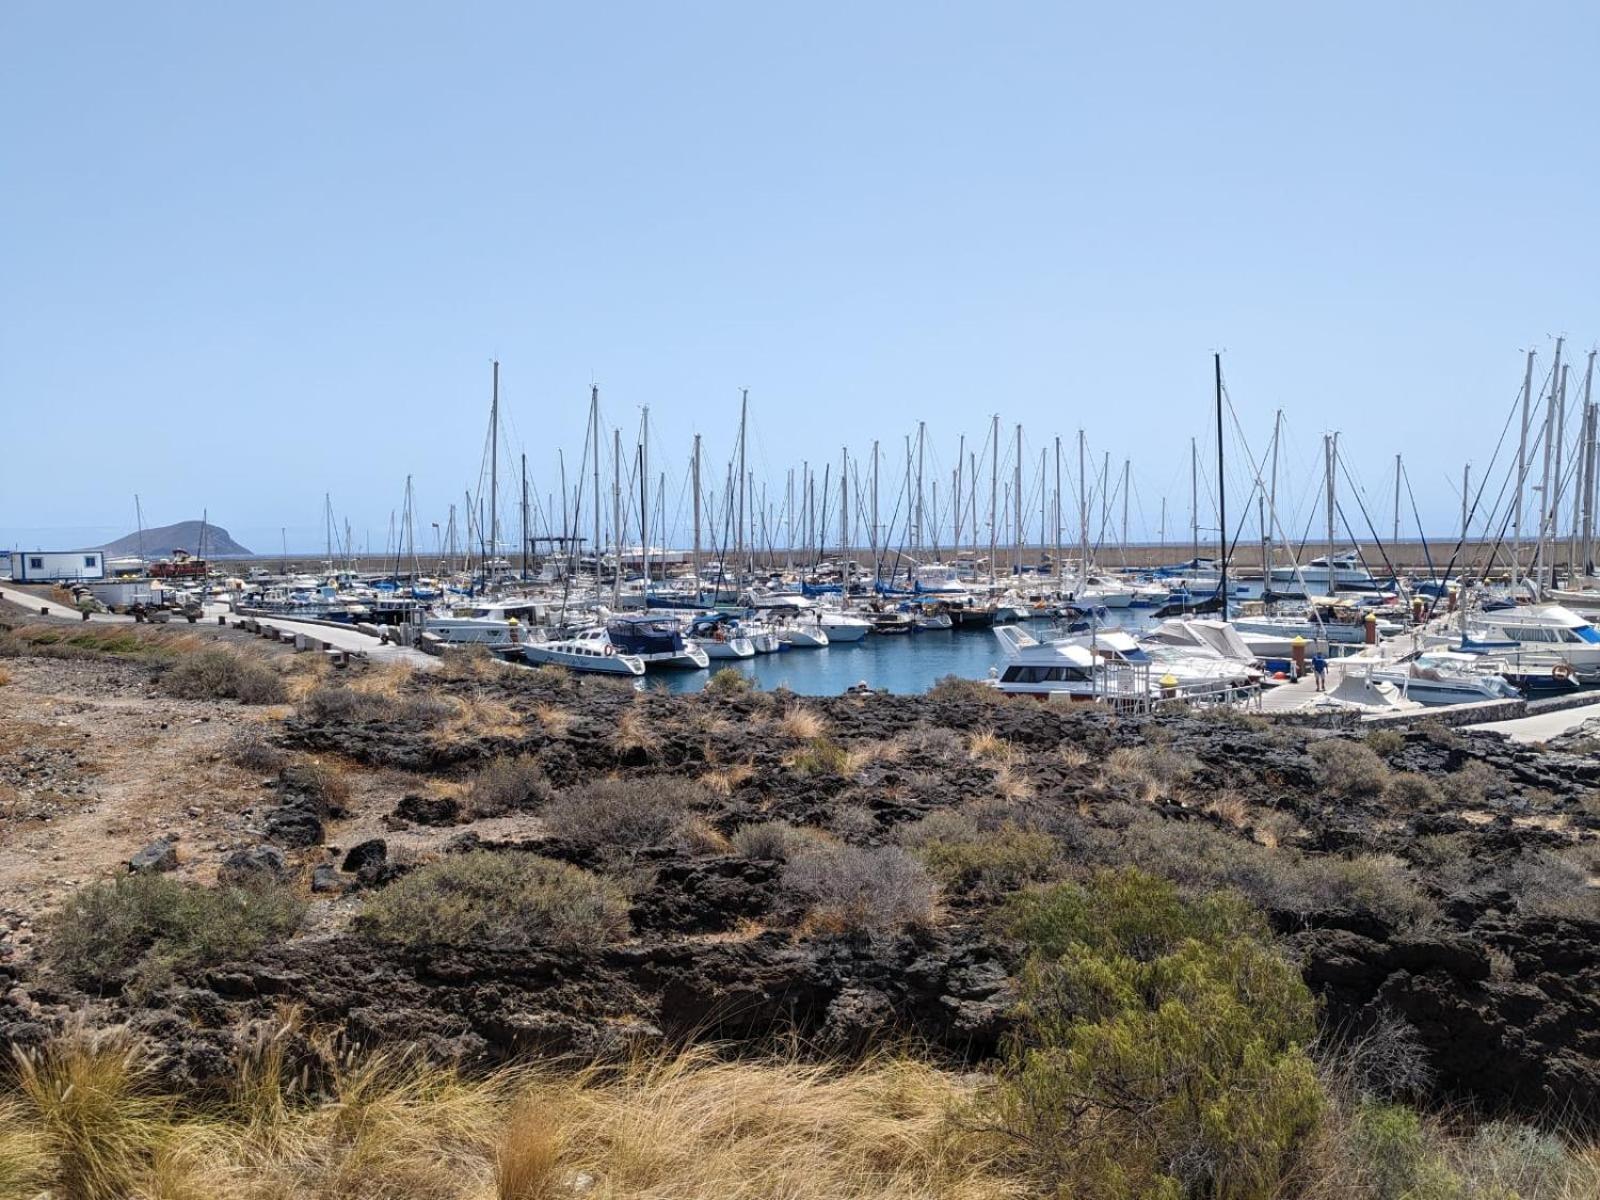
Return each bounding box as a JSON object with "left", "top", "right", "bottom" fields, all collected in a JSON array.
[{"left": 650, "top": 615, "right": 1163, "bottom": 695}]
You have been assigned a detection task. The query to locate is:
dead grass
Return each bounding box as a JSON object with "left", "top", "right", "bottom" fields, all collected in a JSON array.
[
  {"left": 1203, "top": 792, "right": 1251, "bottom": 829},
  {"left": 701, "top": 762, "right": 756, "bottom": 796},
  {"left": 778, "top": 704, "right": 827, "bottom": 740},
  {"left": 530, "top": 702, "right": 574, "bottom": 736},
  {"left": 1102, "top": 744, "right": 1201, "bottom": 803},
  {"left": 0, "top": 1037, "right": 1023, "bottom": 1200},
  {"left": 609, "top": 706, "right": 661, "bottom": 760},
  {"left": 966, "top": 728, "right": 1020, "bottom": 765},
  {"left": 440, "top": 694, "right": 524, "bottom": 741},
  {"left": 1058, "top": 743, "right": 1090, "bottom": 769},
  {"left": 0, "top": 666, "right": 11, "bottom": 687},
  {"left": 993, "top": 762, "right": 1033, "bottom": 801}
]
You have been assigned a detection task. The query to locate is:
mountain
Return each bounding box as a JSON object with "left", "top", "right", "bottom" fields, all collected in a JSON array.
[{"left": 97, "top": 521, "right": 253, "bottom": 559}]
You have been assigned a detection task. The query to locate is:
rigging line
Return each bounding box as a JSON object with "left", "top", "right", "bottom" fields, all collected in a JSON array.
[{"left": 1335, "top": 455, "right": 1404, "bottom": 590}]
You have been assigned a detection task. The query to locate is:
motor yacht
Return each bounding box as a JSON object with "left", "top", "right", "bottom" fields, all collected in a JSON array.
[
  {"left": 1369, "top": 650, "right": 1523, "bottom": 706},
  {"left": 514, "top": 627, "right": 646, "bottom": 676},
  {"left": 604, "top": 615, "right": 710, "bottom": 669}
]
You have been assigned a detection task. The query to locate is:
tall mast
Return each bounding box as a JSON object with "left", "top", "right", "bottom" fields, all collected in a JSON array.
[
  {"left": 1040, "top": 449, "right": 1048, "bottom": 572},
  {"left": 953, "top": 434, "right": 965, "bottom": 549},
  {"left": 988, "top": 415, "right": 999, "bottom": 587},
  {"left": 1571, "top": 352, "right": 1593, "bottom": 576},
  {"left": 1267, "top": 409, "right": 1281, "bottom": 586},
  {"left": 1582, "top": 353, "right": 1598, "bottom": 578},
  {"left": 871, "top": 443, "right": 880, "bottom": 584},
  {"left": 1392, "top": 454, "right": 1402, "bottom": 546},
  {"left": 489, "top": 360, "right": 499, "bottom": 566},
  {"left": 1553, "top": 364, "right": 1570, "bottom": 585},
  {"left": 134, "top": 494, "right": 146, "bottom": 565},
  {"left": 1077, "top": 429, "right": 1088, "bottom": 594},
  {"left": 1190, "top": 437, "right": 1199, "bottom": 569},
  {"left": 1325, "top": 433, "right": 1338, "bottom": 595},
  {"left": 1214, "top": 353, "right": 1227, "bottom": 622},
  {"left": 325, "top": 493, "right": 333, "bottom": 568},
  {"left": 692, "top": 434, "right": 703, "bottom": 593},
  {"left": 840, "top": 445, "right": 849, "bottom": 562},
  {"left": 1511, "top": 350, "right": 1534, "bottom": 593},
  {"left": 1460, "top": 461, "right": 1471, "bottom": 632},
  {"left": 1014, "top": 425, "right": 1024, "bottom": 575},
  {"left": 520, "top": 453, "right": 529, "bottom": 580},
  {"left": 1537, "top": 338, "right": 1564, "bottom": 594},
  {"left": 1120, "top": 458, "right": 1130, "bottom": 559},
  {"left": 1053, "top": 436, "right": 1062, "bottom": 587},
  {"left": 915, "top": 422, "right": 926, "bottom": 553},
  {"left": 1099, "top": 451, "right": 1109, "bottom": 549},
  {"left": 590, "top": 386, "right": 601, "bottom": 581},
  {"left": 611, "top": 427, "right": 622, "bottom": 609},
  {"left": 640, "top": 407, "right": 650, "bottom": 589},
  {"left": 786, "top": 467, "right": 795, "bottom": 574},
  {"left": 737, "top": 389, "right": 748, "bottom": 575}
]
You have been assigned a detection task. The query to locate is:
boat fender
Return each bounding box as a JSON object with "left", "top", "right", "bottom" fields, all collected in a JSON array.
[{"left": 604, "top": 644, "right": 615, "bottom": 656}]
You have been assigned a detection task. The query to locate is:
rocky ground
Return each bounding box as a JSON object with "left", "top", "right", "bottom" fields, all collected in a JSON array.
[{"left": 1, "top": 623, "right": 1597, "bottom": 1127}]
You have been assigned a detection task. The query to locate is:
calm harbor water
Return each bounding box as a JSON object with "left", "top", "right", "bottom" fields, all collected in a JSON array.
[{"left": 651, "top": 615, "right": 1162, "bottom": 695}]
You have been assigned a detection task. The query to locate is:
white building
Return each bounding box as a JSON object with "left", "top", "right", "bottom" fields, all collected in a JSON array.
[{"left": 9, "top": 550, "right": 107, "bottom": 583}]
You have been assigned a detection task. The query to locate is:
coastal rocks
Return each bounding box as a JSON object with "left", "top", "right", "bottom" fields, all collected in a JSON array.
[
  {"left": 393, "top": 793, "right": 460, "bottom": 827},
  {"left": 341, "top": 838, "right": 388, "bottom": 877},
  {"left": 310, "top": 864, "right": 343, "bottom": 893},
  {"left": 265, "top": 806, "right": 323, "bottom": 848},
  {"left": 129, "top": 836, "right": 179, "bottom": 873},
  {"left": 218, "top": 845, "right": 289, "bottom": 886},
  {"left": 1296, "top": 916, "right": 1600, "bottom": 1119}
]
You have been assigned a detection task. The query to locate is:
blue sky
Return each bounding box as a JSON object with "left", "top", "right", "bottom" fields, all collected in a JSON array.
[{"left": 4, "top": 2, "right": 1597, "bottom": 556}]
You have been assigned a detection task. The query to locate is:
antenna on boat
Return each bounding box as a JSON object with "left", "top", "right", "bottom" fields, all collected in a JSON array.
[{"left": 1215, "top": 352, "right": 1227, "bottom": 623}]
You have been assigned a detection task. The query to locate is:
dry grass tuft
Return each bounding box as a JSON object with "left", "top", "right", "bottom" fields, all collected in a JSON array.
[
  {"left": 778, "top": 704, "right": 827, "bottom": 740},
  {"left": 609, "top": 706, "right": 661, "bottom": 760},
  {"left": 440, "top": 694, "right": 524, "bottom": 741},
  {"left": 966, "top": 728, "right": 1019, "bottom": 765},
  {"left": 530, "top": 702, "right": 574, "bottom": 736},
  {"left": 1203, "top": 792, "right": 1251, "bottom": 828},
  {"left": 993, "top": 762, "right": 1033, "bottom": 801},
  {"left": 701, "top": 762, "right": 756, "bottom": 796},
  {"left": 0, "top": 666, "right": 11, "bottom": 687},
  {"left": 1058, "top": 743, "right": 1090, "bottom": 769},
  {"left": 1, "top": 1041, "right": 1021, "bottom": 1200}
]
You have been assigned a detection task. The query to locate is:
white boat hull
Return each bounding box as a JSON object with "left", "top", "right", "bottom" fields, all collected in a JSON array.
[
  {"left": 519, "top": 644, "right": 645, "bottom": 675},
  {"left": 695, "top": 636, "right": 756, "bottom": 660}
]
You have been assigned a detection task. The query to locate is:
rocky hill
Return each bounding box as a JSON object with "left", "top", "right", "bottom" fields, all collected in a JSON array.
[{"left": 97, "top": 519, "right": 252, "bottom": 558}]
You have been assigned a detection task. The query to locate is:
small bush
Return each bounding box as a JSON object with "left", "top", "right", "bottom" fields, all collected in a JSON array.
[
  {"left": 278, "top": 760, "right": 351, "bottom": 815},
  {"left": 224, "top": 727, "right": 288, "bottom": 773},
  {"left": 787, "top": 736, "right": 854, "bottom": 776},
  {"left": 1103, "top": 744, "right": 1200, "bottom": 801},
  {"left": 1363, "top": 729, "right": 1406, "bottom": 759},
  {"left": 357, "top": 851, "right": 629, "bottom": 951},
  {"left": 1309, "top": 738, "right": 1391, "bottom": 800},
  {"left": 299, "top": 684, "right": 452, "bottom": 728},
  {"left": 926, "top": 674, "right": 1004, "bottom": 705},
  {"left": 608, "top": 705, "right": 661, "bottom": 760},
  {"left": 782, "top": 844, "right": 935, "bottom": 934},
  {"left": 467, "top": 755, "right": 552, "bottom": 817},
  {"left": 542, "top": 777, "right": 700, "bottom": 856},
  {"left": 1500, "top": 850, "right": 1599, "bottom": 919},
  {"left": 1386, "top": 772, "right": 1442, "bottom": 807},
  {"left": 1306, "top": 853, "right": 1437, "bottom": 928},
  {"left": 42, "top": 874, "right": 304, "bottom": 992},
  {"left": 159, "top": 648, "right": 286, "bottom": 704},
  {"left": 999, "top": 869, "right": 1322, "bottom": 1200},
  {"left": 899, "top": 813, "right": 1058, "bottom": 894},
  {"left": 729, "top": 821, "right": 834, "bottom": 860},
  {"left": 1346, "top": 1101, "right": 1460, "bottom": 1200},
  {"left": 704, "top": 668, "right": 753, "bottom": 697},
  {"left": 1440, "top": 760, "right": 1500, "bottom": 806}
]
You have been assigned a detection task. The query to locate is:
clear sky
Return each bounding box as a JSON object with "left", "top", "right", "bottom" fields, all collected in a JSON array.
[{"left": 4, "top": 2, "right": 1597, "bottom": 558}]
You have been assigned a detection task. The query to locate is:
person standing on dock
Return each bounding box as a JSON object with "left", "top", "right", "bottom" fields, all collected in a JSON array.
[{"left": 1311, "top": 652, "right": 1327, "bottom": 692}]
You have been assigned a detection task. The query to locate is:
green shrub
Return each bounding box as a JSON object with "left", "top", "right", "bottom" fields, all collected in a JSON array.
[
  {"left": 997, "top": 869, "right": 1322, "bottom": 1200},
  {"left": 782, "top": 844, "right": 935, "bottom": 934},
  {"left": 43, "top": 874, "right": 304, "bottom": 992},
  {"left": 729, "top": 821, "right": 833, "bottom": 860},
  {"left": 159, "top": 649, "right": 286, "bottom": 704},
  {"left": 541, "top": 777, "right": 701, "bottom": 857},
  {"left": 1386, "top": 772, "right": 1442, "bottom": 807},
  {"left": 357, "top": 851, "right": 628, "bottom": 951},
  {"left": 926, "top": 674, "right": 1005, "bottom": 705},
  {"left": 1363, "top": 729, "right": 1406, "bottom": 759},
  {"left": 703, "top": 668, "right": 753, "bottom": 697},
  {"left": 902, "top": 817, "right": 1058, "bottom": 894},
  {"left": 787, "top": 737, "right": 853, "bottom": 776},
  {"left": 1439, "top": 761, "right": 1500, "bottom": 806},
  {"left": 1347, "top": 1102, "right": 1459, "bottom": 1200},
  {"left": 467, "top": 755, "right": 553, "bottom": 817},
  {"left": 1309, "top": 738, "right": 1391, "bottom": 800}
]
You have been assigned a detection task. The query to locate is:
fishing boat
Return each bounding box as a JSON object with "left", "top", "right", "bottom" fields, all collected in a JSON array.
[
  {"left": 514, "top": 628, "right": 646, "bottom": 676},
  {"left": 988, "top": 625, "right": 1160, "bottom": 705},
  {"left": 1452, "top": 605, "right": 1600, "bottom": 681},
  {"left": 686, "top": 613, "right": 756, "bottom": 659},
  {"left": 1369, "top": 650, "right": 1523, "bottom": 706},
  {"left": 604, "top": 615, "right": 710, "bottom": 669}
]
